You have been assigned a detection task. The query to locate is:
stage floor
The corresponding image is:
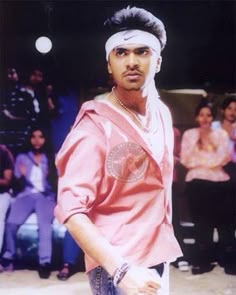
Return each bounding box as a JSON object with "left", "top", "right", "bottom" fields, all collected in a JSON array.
[{"left": 0, "top": 264, "right": 236, "bottom": 295}]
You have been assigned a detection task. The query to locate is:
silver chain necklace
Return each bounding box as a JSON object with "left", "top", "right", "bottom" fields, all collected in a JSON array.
[{"left": 112, "top": 86, "right": 153, "bottom": 133}]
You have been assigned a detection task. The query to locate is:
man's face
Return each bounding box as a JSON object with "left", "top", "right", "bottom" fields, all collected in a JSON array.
[
  {"left": 107, "top": 44, "right": 161, "bottom": 91},
  {"left": 223, "top": 102, "right": 236, "bottom": 123},
  {"left": 29, "top": 70, "right": 43, "bottom": 86},
  {"left": 8, "top": 68, "right": 18, "bottom": 82}
]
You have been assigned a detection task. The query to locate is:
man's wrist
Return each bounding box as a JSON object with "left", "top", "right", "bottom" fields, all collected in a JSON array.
[{"left": 112, "top": 262, "right": 130, "bottom": 287}]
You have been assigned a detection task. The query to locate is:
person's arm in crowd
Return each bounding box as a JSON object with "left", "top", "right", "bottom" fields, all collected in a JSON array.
[
  {"left": 0, "top": 146, "right": 14, "bottom": 187},
  {"left": 180, "top": 129, "right": 200, "bottom": 168},
  {"left": 0, "top": 169, "right": 12, "bottom": 187},
  {"left": 180, "top": 129, "right": 230, "bottom": 169}
]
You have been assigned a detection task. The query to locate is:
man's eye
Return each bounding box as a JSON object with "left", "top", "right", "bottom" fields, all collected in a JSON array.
[
  {"left": 136, "top": 49, "right": 150, "bottom": 55},
  {"left": 115, "top": 50, "right": 126, "bottom": 56}
]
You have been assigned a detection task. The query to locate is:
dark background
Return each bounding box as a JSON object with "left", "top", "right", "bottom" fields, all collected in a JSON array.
[{"left": 1, "top": 0, "right": 236, "bottom": 94}]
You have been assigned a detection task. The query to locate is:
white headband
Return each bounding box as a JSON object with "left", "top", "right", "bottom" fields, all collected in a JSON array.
[{"left": 105, "top": 30, "right": 161, "bottom": 60}]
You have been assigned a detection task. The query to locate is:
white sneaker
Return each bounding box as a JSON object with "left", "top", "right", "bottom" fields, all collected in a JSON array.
[{"left": 178, "top": 261, "right": 189, "bottom": 272}]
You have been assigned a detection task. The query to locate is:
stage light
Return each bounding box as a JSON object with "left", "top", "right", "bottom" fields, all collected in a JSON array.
[{"left": 35, "top": 36, "right": 52, "bottom": 54}]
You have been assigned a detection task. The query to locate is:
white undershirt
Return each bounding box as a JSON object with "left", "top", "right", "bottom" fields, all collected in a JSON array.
[{"left": 29, "top": 165, "right": 44, "bottom": 193}]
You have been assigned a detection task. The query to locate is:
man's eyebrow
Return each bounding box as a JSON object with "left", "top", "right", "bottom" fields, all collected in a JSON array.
[
  {"left": 113, "top": 46, "right": 150, "bottom": 51},
  {"left": 135, "top": 46, "right": 150, "bottom": 50},
  {"left": 113, "top": 47, "right": 128, "bottom": 51}
]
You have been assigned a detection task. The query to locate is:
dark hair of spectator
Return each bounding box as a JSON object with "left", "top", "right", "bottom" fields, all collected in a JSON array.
[
  {"left": 194, "top": 100, "right": 216, "bottom": 119},
  {"left": 104, "top": 6, "right": 167, "bottom": 50},
  {"left": 221, "top": 96, "right": 236, "bottom": 110}
]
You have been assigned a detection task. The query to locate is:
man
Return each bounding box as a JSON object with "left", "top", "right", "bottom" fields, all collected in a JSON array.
[
  {"left": 0, "top": 67, "right": 38, "bottom": 155},
  {"left": 55, "top": 6, "right": 182, "bottom": 295}
]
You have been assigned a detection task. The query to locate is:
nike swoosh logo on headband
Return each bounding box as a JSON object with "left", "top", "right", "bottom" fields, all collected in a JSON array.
[{"left": 123, "top": 34, "right": 137, "bottom": 41}]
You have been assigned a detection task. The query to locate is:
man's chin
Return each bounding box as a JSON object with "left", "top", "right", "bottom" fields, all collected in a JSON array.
[{"left": 123, "top": 83, "right": 142, "bottom": 91}]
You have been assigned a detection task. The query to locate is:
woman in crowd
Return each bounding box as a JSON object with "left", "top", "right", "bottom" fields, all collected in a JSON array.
[
  {"left": 0, "top": 127, "right": 56, "bottom": 279},
  {"left": 212, "top": 96, "right": 236, "bottom": 181},
  {"left": 180, "top": 100, "right": 236, "bottom": 275}
]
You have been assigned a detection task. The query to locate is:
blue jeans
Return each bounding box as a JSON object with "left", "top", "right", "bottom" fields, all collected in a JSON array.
[
  {"left": 87, "top": 263, "right": 168, "bottom": 295},
  {"left": 0, "top": 192, "right": 11, "bottom": 253},
  {"left": 88, "top": 265, "right": 125, "bottom": 295},
  {"left": 63, "top": 230, "right": 81, "bottom": 265},
  {"left": 3, "top": 193, "right": 55, "bottom": 264}
]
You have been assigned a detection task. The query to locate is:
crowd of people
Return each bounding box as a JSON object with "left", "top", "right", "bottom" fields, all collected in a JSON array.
[
  {"left": 0, "top": 6, "right": 236, "bottom": 295},
  {"left": 0, "top": 66, "right": 82, "bottom": 279},
  {"left": 179, "top": 98, "right": 236, "bottom": 275}
]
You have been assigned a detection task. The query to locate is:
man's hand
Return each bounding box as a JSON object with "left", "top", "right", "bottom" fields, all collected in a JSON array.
[{"left": 119, "top": 265, "right": 161, "bottom": 295}]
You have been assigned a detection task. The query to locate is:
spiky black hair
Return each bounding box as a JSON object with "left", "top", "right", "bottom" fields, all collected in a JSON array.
[{"left": 104, "top": 6, "right": 167, "bottom": 50}]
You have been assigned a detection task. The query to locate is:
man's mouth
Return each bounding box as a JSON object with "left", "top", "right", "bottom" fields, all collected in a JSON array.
[
  {"left": 124, "top": 71, "right": 141, "bottom": 76},
  {"left": 124, "top": 71, "right": 142, "bottom": 80}
]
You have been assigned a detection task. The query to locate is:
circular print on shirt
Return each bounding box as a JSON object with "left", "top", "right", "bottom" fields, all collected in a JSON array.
[{"left": 106, "top": 142, "right": 148, "bottom": 182}]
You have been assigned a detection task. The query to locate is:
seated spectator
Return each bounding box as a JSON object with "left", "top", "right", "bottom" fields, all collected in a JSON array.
[
  {"left": 0, "top": 127, "right": 56, "bottom": 279},
  {"left": 57, "top": 230, "right": 82, "bottom": 281},
  {"left": 0, "top": 145, "right": 14, "bottom": 258},
  {"left": 180, "top": 100, "right": 236, "bottom": 275}
]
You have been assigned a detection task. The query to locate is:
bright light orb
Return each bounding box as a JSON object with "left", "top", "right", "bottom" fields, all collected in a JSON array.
[{"left": 35, "top": 36, "right": 52, "bottom": 54}]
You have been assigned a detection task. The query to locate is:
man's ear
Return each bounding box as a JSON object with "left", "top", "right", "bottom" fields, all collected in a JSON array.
[
  {"left": 107, "top": 63, "right": 112, "bottom": 74},
  {"left": 155, "top": 56, "right": 162, "bottom": 73}
]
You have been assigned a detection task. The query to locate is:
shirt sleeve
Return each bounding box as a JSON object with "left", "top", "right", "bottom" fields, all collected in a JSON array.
[
  {"left": 14, "top": 154, "right": 26, "bottom": 178},
  {"left": 54, "top": 115, "right": 106, "bottom": 224},
  {"left": 180, "top": 129, "right": 200, "bottom": 169}
]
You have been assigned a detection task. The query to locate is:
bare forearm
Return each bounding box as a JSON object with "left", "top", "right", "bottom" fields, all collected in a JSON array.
[
  {"left": 65, "top": 213, "right": 125, "bottom": 275},
  {"left": 65, "top": 214, "right": 161, "bottom": 295}
]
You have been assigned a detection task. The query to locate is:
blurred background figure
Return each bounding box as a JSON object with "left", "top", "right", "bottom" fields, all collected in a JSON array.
[
  {"left": 0, "top": 144, "right": 14, "bottom": 257},
  {"left": 180, "top": 100, "right": 236, "bottom": 275},
  {"left": 56, "top": 230, "right": 82, "bottom": 281},
  {"left": 22, "top": 68, "right": 59, "bottom": 135},
  {"left": 0, "top": 127, "right": 57, "bottom": 279},
  {"left": 46, "top": 83, "right": 59, "bottom": 118},
  {"left": 21, "top": 67, "right": 44, "bottom": 126},
  {"left": 212, "top": 96, "right": 236, "bottom": 183},
  {"left": 172, "top": 127, "right": 190, "bottom": 272},
  {"left": 0, "top": 67, "right": 38, "bottom": 155}
]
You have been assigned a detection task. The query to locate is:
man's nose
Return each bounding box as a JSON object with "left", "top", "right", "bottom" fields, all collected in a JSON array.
[{"left": 126, "top": 53, "right": 138, "bottom": 68}]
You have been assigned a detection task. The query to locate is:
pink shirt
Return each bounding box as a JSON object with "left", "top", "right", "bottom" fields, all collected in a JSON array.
[
  {"left": 54, "top": 99, "right": 182, "bottom": 272},
  {"left": 180, "top": 128, "right": 230, "bottom": 182}
]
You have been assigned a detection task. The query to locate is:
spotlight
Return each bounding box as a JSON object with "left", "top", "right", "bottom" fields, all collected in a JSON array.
[{"left": 35, "top": 36, "right": 52, "bottom": 54}]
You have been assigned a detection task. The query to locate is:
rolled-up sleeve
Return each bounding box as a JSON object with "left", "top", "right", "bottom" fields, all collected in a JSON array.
[{"left": 54, "top": 116, "right": 106, "bottom": 223}]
